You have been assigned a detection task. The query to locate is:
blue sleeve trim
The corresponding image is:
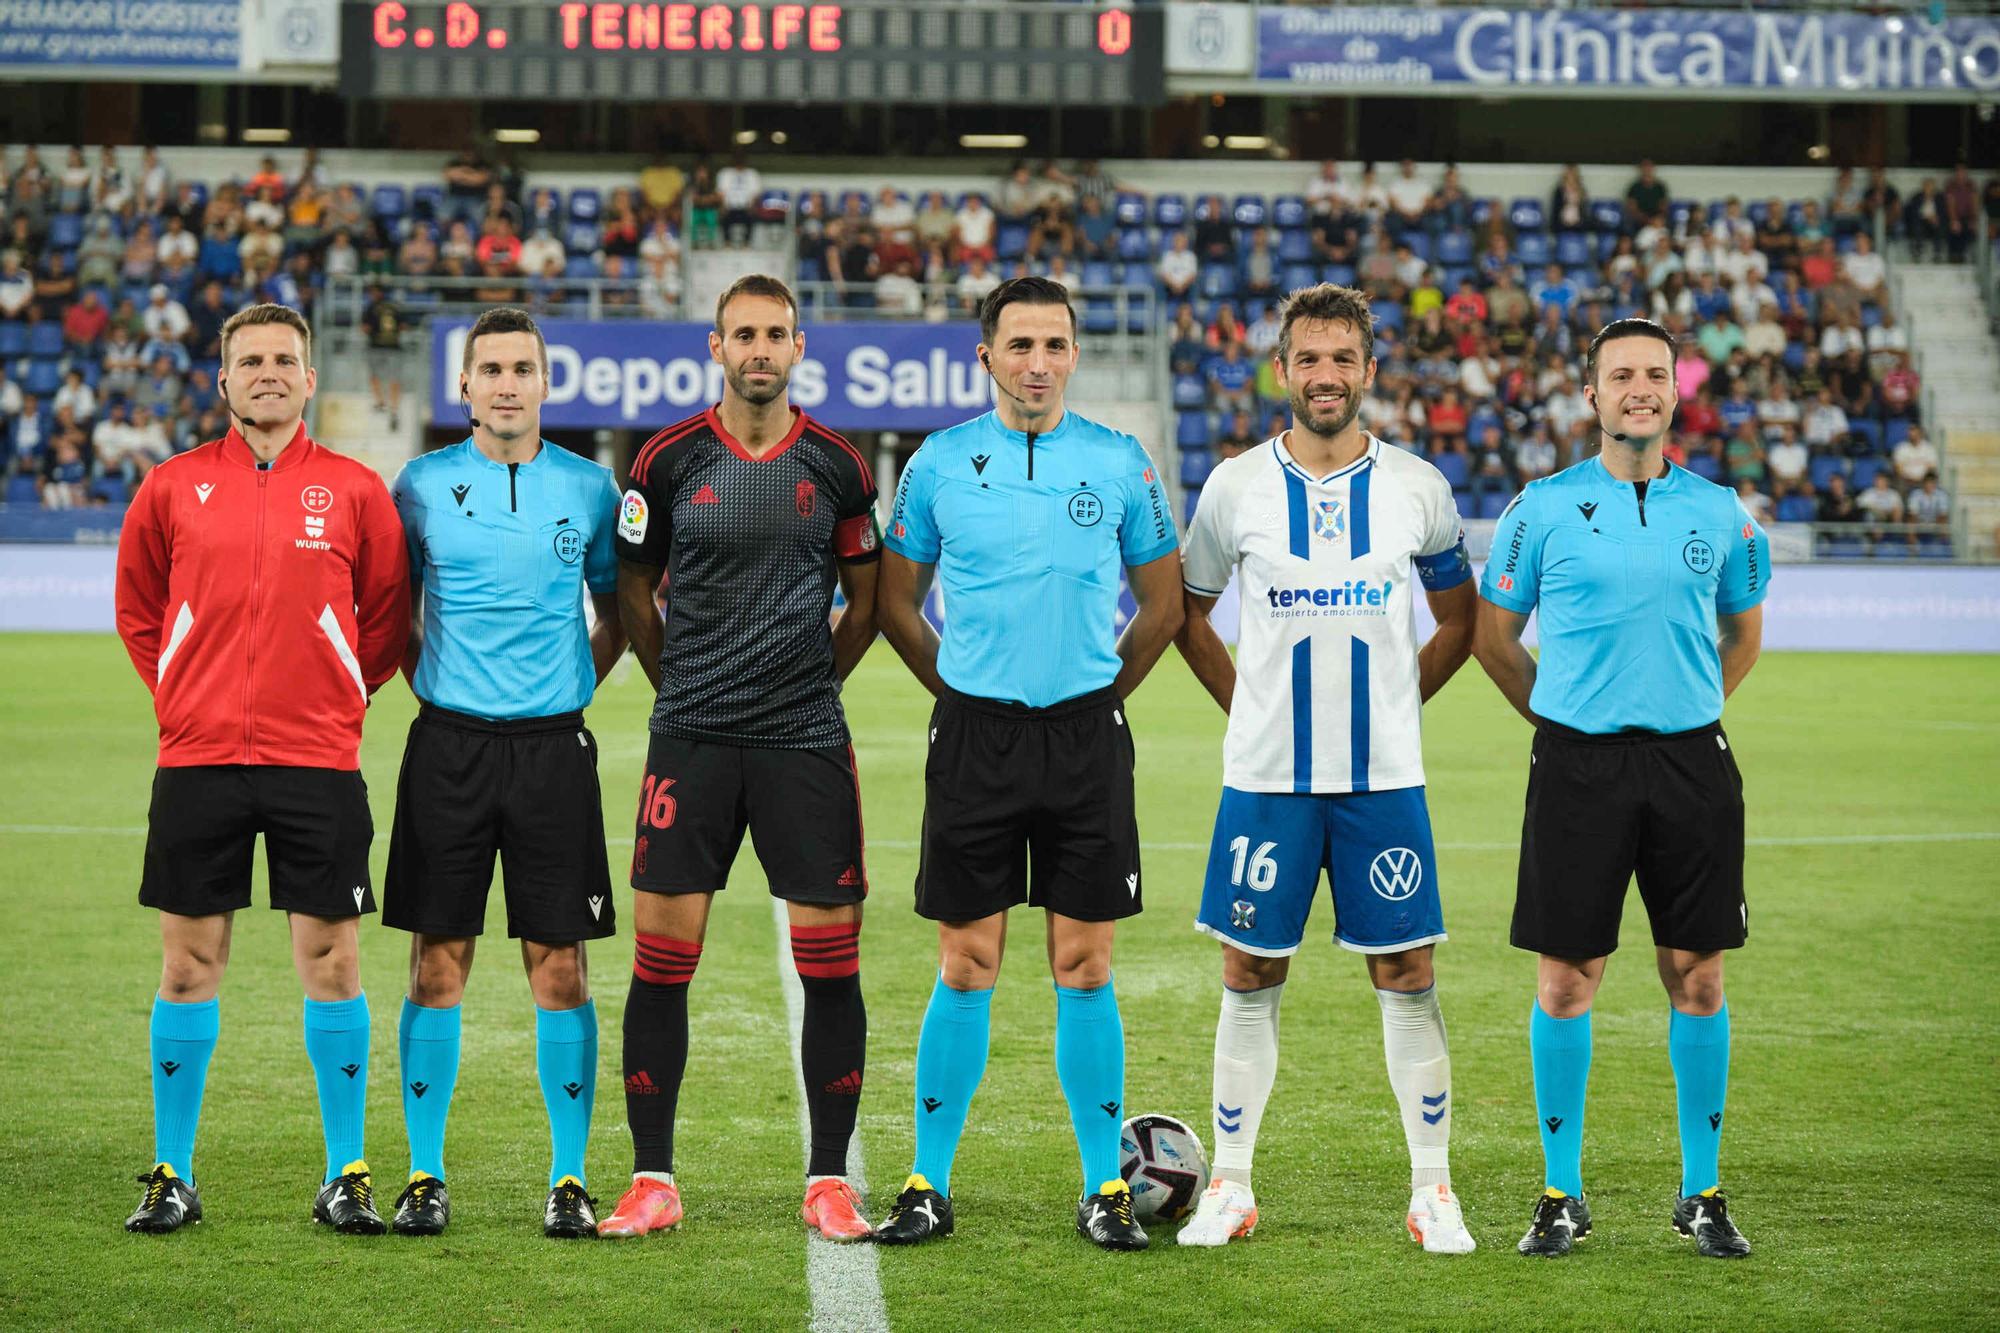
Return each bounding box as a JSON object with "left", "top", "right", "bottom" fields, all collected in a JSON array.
[
  {"left": 1183, "top": 581, "right": 1226, "bottom": 596},
  {"left": 883, "top": 534, "right": 939, "bottom": 564},
  {"left": 1715, "top": 586, "right": 1768, "bottom": 616},
  {"left": 1414, "top": 542, "right": 1472, "bottom": 592},
  {"left": 1125, "top": 538, "right": 1179, "bottom": 568},
  {"left": 1479, "top": 582, "right": 1536, "bottom": 614}
]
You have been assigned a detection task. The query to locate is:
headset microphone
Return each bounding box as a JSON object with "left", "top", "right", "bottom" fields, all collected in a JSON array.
[
  {"left": 461, "top": 386, "right": 481, "bottom": 430},
  {"left": 979, "top": 349, "right": 1031, "bottom": 409}
]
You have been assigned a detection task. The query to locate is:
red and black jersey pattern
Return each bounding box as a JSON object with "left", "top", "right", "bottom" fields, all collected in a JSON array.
[{"left": 618, "top": 405, "right": 879, "bottom": 748}]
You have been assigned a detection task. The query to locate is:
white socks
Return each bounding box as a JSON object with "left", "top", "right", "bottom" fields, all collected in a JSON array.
[
  {"left": 1210, "top": 983, "right": 1284, "bottom": 1185},
  {"left": 1377, "top": 985, "right": 1452, "bottom": 1190}
]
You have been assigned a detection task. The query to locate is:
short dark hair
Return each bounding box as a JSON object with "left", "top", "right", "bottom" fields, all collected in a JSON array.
[
  {"left": 220, "top": 303, "right": 312, "bottom": 366},
  {"left": 462, "top": 307, "right": 547, "bottom": 377},
  {"left": 1585, "top": 317, "right": 1676, "bottom": 384},
  {"left": 1276, "top": 283, "right": 1374, "bottom": 364},
  {"left": 979, "top": 276, "right": 1075, "bottom": 345},
  {"left": 714, "top": 273, "right": 798, "bottom": 334}
]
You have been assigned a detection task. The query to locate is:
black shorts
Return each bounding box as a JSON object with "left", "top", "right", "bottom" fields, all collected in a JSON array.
[
  {"left": 139, "top": 766, "right": 376, "bottom": 918},
  {"left": 383, "top": 705, "right": 615, "bottom": 942},
  {"left": 630, "top": 731, "right": 866, "bottom": 905},
  {"left": 1511, "top": 720, "right": 1747, "bottom": 958},
  {"left": 916, "top": 686, "right": 1142, "bottom": 924}
]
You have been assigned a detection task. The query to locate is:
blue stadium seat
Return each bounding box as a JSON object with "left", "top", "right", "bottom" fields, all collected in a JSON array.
[
  {"left": 1180, "top": 447, "right": 1215, "bottom": 488},
  {"left": 1321, "top": 263, "right": 1356, "bottom": 287},
  {"left": 1083, "top": 297, "right": 1117, "bottom": 335},
  {"left": 1432, "top": 450, "right": 1470, "bottom": 489},
  {"left": 24, "top": 361, "right": 60, "bottom": 395},
  {"left": 1154, "top": 195, "right": 1187, "bottom": 229},
  {"left": 90, "top": 476, "right": 127, "bottom": 504},
  {"left": 6, "top": 474, "right": 38, "bottom": 504},
  {"left": 1707, "top": 200, "right": 1730, "bottom": 226},
  {"left": 564, "top": 222, "right": 599, "bottom": 253},
  {"left": 1748, "top": 200, "right": 1772, "bottom": 227},
  {"left": 0, "top": 323, "right": 24, "bottom": 358},
  {"left": 1784, "top": 201, "right": 1808, "bottom": 231},
  {"left": 795, "top": 255, "right": 824, "bottom": 285},
  {"left": 1272, "top": 196, "right": 1309, "bottom": 230},
  {"left": 1183, "top": 488, "right": 1203, "bottom": 526},
  {"left": 49, "top": 215, "right": 83, "bottom": 249},
  {"left": 839, "top": 190, "right": 874, "bottom": 217},
  {"left": 1177, "top": 410, "right": 1212, "bottom": 449},
  {"left": 1685, "top": 452, "right": 1725, "bottom": 483},
  {"left": 1776, "top": 495, "right": 1815, "bottom": 522},
  {"left": 1114, "top": 193, "right": 1147, "bottom": 228},
  {"left": 1198, "top": 264, "right": 1238, "bottom": 300},
  {"left": 1821, "top": 535, "right": 1866, "bottom": 559},
  {"left": 1172, "top": 374, "right": 1208, "bottom": 409},
  {"left": 1442, "top": 265, "right": 1476, "bottom": 290},
  {"left": 1918, "top": 534, "right": 1955, "bottom": 559},
  {"left": 1081, "top": 259, "right": 1115, "bottom": 289},
  {"left": 1783, "top": 340, "right": 1807, "bottom": 373},
  {"left": 569, "top": 189, "right": 602, "bottom": 222},
  {"left": 1191, "top": 196, "right": 1218, "bottom": 225},
  {"left": 1861, "top": 302, "right": 1882, "bottom": 329},
  {"left": 1232, "top": 195, "right": 1267, "bottom": 229},
  {"left": 1119, "top": 262, "right": 1153, "bottom": 291},
  {"left": 1884, "top": 418, "right": 1913, "bottom": 448},
  {"left": 1874, "top": 541, "right": 1912, "bottom": 560},
  {"left": 28, "top": 323, "right": 64, "bottom": 358},
  {"left": 954, "top": 191, "right": 987, "bottom": 211},
  {"left": 1116, "top": 228, "right": 1152, "bottom": 262},
  {"left": 1851, "top": 456, "right": 1883, "bottom": 489},
  {"left": 1276, "top": 231, "right": 1313, "bottom": 264},
  {"left": 371, "top": 185, "right": 407, "bottom": 221},
  {"left": 1372, "top": 301, "right": 1404, "bottom": 332},
  {"left": 411, "top": 185, "right": 444, "bottom": 220},
  {"left": 996, "top": 225, "right": 1029, "bottom": 261},
  {"left": 1809, "top": 455, "right": 1848, "bottom": 490},
  {"left": 564, "top": 256, "right": 598, "bottom": 279},
  {"left": 1403, "top": 234, "right": 1431, "bottom": 262},
  {"left": 1848, "top": 420, "right": 1884, "bottom": 455},
  {"left": 1667, "top": 199, "right": 1696, "bottom": 232},
  {"left": 1589, "top": 198, "right": 1624, "bottom": 232},
  {"left": 1470, "top": 199, "right": 1494, "bottom": 228},
  {"left": 1453, "top": 490, "right": 1477, "bottom": 519},
  {"left": 1477, "top": 490, "right": 1516, "bottom": 519},
  {"left": 1516, "top": 233, "right": 1552, "bottom": 266},
  {"left": 1435, "top": 231, "right": 1473, "bottom": 266},
  {"left": 1508, "top": 199, "right": 1546, "bottom": 233},
  {"left": 1280, "top": 263, "right": 1318, "bottom": 293},
  {"left": 759, "top": 188, "right": 790, "bottom": 217},
  {"left": 1555, "top": 233, "right": 1593, "bottom": 267}
]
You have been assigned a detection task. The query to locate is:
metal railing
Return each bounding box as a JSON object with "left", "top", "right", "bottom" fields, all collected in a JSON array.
[{"left": 1804, "top": 520, "right": 1963, "bottom": 560}]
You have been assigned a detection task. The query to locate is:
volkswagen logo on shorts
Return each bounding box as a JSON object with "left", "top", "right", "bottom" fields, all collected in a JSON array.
[
  {"left": 1368, "top": 847, "right": 1423, "bottom": 901},
  {"left": 1067, "top": 491, "right": 1103, "bottom": 527},
  {"left": 552, "top": 528, "right": 584, "bottom": 563},
  {"left": 1683, "top": 538, "right": 1716, "bottom": 574}
]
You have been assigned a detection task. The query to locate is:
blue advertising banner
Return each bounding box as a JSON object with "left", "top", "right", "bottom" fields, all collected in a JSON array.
[
  {"left": 432, "top": 319, "right": 996, "bottom": 433},
  {"left": 0, "top": 0, "right": 241, "bottom": 69},
  {"left": 1256, "top": 7, "right": 2000, "bottom": 99}
]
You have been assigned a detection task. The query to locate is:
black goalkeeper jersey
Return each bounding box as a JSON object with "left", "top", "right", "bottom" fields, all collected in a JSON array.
[{"left": 616, "top": 406, "right": 880, "bottom": 748}]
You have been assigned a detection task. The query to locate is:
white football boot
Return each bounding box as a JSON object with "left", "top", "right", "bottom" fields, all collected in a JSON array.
[
  {"left": 1406, "top": 1183, "right": 1476, "bottom": 1254},
  {"left": 1176, "top": 1178, "right": 1258, "bottom": 1247}
]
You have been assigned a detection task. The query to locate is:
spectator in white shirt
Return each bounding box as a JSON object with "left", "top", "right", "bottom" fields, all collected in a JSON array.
[
  {"left": 1743, "top": 301, "right": 1786, "bottom": 358},
  {"left": 871, "top": 187, "right": 916, "bottom": 246},
  {"left": 1855, "top": 471, "right": 1905, "bottom": 522},
  {"left": 952, "top": 194, "right": 997, "bottom": 265},
  {"left": 1766, "top": 427, "right": 1809, "bottom": 488},
  {"left": 141, "top": 285, "right": 190, "bottom": 343},
  {"left": 1682, "top": 236, "right": 1718, "bottom": 278},
  {"left": 137, "top": 146, "right": 170, "bottom": 213},
  {"left": 94, "top": 400, "right": 138, "bottom": 468},
  {"left": 1906, "top": 474, "right": 1950, "bottom": 525},
  {"left": 875, "top": 258, "right": 923, "bottom": 316},
  {"left": 1709, "top": 197, "right": 1755, "bottom": 246},
  {"left": 1386, "top": 160, "right": 1432, "bottom": 233},
  {"left": 156, "top": 213, "right": 198, "bottom": 268},
  {"left": 1866, "top": 308, "right": 1908, "bottom": 366},
  {"left": 1820, "top": 316, "right": 1865, "bottom": 359},
  {"left": 1717, "top": 232, "right": 1768, "bottom": 286},
  {"left": 955, "top": 253, "right": 1000, "bottom": 314},
  {"left": 54, "top": 368, "right": 97, "bottom": 424},
  {"left": 1802, "top": 388, "right": 1849, "bottom": 447},
  {"left": 1734, "top": 478, "right": 1774, "bottom": 523},
  {"left": 1892, "top": 427, "right": 1941, "bottom": 487},
  {"left": 1305, "top": 160, "right": 1348, "bottom": 212},
  {"left": 715, "top": 152, "right": 762, "bottom": 248},
  {"left": 1757, "top": 382, "right": 1803, "bottom": 433},
  {"left": 0, "top": 253, "right": 31, "bottom": 318},
  {"left": 1545, "top": 372, "right": 1593, "bottom": 440},
  {"left": 1156, "top": 231, "right": 1197, "bottom": 299},
  {"left": 1515, "top": 430, "right": 1558, "bottom": 482},
  {"left": 1840, "top": 233, "right": 1886, "bottom": 302},
  {"left": 519, "top": 226, "right": 566, "bottom": 278},
  {"left": 1458, "top": 343, "right": 1499, "bottom": 398},
  {"left": 1043, "top": 254, "right": 1076, "bottom": 296}
]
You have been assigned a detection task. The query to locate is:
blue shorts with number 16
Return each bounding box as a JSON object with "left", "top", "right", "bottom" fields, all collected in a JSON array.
[{"left": 1195, "top": 786, "right": 1446, "bottom": 958}]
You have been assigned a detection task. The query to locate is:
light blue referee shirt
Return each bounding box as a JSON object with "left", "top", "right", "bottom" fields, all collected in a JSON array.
[
  {"left": 885, "top": 408, "right": 1178, "bottom": 708},
  {"left": 1480, "top": 454, "right": 1771, "bottom": 735},
  {"left": 392, "top": 438, "right": 620, "bottom": 720}
]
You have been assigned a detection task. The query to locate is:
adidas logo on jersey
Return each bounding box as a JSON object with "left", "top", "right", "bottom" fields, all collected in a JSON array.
[{"left": 692, "top": 484, "right": 720, "bottom": 505}]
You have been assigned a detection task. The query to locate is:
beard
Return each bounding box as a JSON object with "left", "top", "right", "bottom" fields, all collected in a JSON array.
[
  {"left": 1289, "top": 386, "right": 1361, "bottom": 438},
  {"left": 726, "top": 361, "right": 790, "bottom": 406}
]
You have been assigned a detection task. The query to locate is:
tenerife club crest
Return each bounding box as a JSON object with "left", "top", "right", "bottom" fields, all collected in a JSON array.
[{"left": 1312, "top": 497, "right": 1346, "bottom": 544}]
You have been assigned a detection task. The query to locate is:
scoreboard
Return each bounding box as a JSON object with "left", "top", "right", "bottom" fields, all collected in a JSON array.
[{"left": 342, "top": 1, "right": 1166, "bottom": 106}]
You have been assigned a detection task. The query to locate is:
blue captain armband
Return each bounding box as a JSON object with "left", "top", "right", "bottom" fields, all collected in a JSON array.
[{"left": 1414, "top": 540, "right": 1472, "bottom": 591}]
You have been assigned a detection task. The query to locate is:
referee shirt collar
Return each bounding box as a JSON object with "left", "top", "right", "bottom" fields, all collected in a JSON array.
[
  {"left": 1587, "top": 453, "right": 1679, "bottom": 492},
  {"left": 458, "top": 435, "right": 551, "bottom": 468},
  {"left": 221, "top": 422, "right": 311, "bottom": 470},
  {"left": 987, "top": 408, "right": 1074, "bottom": 445}
]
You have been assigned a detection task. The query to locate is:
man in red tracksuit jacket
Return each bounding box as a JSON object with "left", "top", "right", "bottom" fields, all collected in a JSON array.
[{"left": 114, "top": 304, "right": 410, "bottom": 1237}]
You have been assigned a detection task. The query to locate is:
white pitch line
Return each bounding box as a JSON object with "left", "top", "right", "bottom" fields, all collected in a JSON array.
[{"left": 770, "top": 897, "right": 890, "bottom": 1333}]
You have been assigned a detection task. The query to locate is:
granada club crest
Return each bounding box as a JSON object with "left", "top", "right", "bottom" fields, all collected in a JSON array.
[{"left": 796, "top": 480, "right": 817, "bottom": 518}]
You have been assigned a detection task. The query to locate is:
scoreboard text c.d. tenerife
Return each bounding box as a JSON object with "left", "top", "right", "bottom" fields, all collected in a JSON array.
[{"left": 343, "top": 0, "right": 1166, "bottom": 106}]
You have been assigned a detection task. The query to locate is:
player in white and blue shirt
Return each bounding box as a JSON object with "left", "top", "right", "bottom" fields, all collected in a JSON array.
[{"left": 1173, "top": 286, "right": 1480, "bottom": 1253}]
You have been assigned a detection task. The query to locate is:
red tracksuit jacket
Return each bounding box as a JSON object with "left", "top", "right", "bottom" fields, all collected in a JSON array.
[{"left": 115, "top": 425, "right": 411, "bottom": 770}]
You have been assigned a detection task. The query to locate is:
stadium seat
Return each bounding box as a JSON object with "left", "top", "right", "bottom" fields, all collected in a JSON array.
[
  {"left": 1272, "top": 196, "right": 1309, "bottom": 230},
  {"left": 1276, "top": 230, "right": 1313, "bottom": 264},
  {"left": 1081, "top": 260, "right": 1115, "bottom": 290},
  {"left": 1783, "top": 341, "right": 1807, "bottom": 373},
  {"left": 1280, "top": 262, "right": 1318, "bottom": 292},
  {"left": 1172, "top": 374, "right": 1208, "bottom": 409},
  {"left": 1820, "top": 535, "right": 1866, "bottom": 559},
  {"left": 1453, "top": 490, "right": 1476, "bottom": 519},
  {"left": 1435, "top": 231, "right": 1473, "bottom": 266},
  {"left": 1861, "top": 302, "right": 1882, "bottom": 328},
  {"left": 1747, "top": 200, "right": 1772, "bottom": 227},
  {"left": 1232, "top": 195, "right": 1267, "bottom": 229},
  {"left": 1372, "top": 301, "right": 1404, "bottom": 332},
  {"left": 1083, "top": 297, "right": 1117, "bottom": 335},
  {"left": 1809, "top": 455, "right": 1849, "bottom": 490},
  {"left": 1198, "top": 265, "right": 1237, "bottom": 300},
  {"left": 758, "top": 188, "right": 790, "bottom": 218},
  {"left": 1183, "top": 488, "right": 1203, "bottom": 526},
  {"left": 795, "top": 255, "right": 824, "bottom": 285},
  {"left": 1555, "top": 233, "right": 1593, "bottom": 267},
  {"left": 1784, "top": 201, "right": 1808, "bottom": 231},
  {"left": 1321, "top": 263, "right": 1356, "bottom": 287},
  {"left": 1180, "top": 447, "right": 1215, "bottom": 488},
  {"left": 1403, "top": 234, "right": 1431, "bottom": 262},
  {"left": 411, "top": 185, "right": 444, "bottom": 220},
  {"left": 1516, "top": 233, "right": 1552, "bottom": 266},
  {"left": 1874, "top": 541, "right": 1912, "bottom": 560},
  {"left": 1119, "top": 263, "right": 1152, "bottom": 292},
  {"left": 1918, "top": 534, "right": 1954, "bottom": 559},
  {"left": 89, "top": 476, "right": 127, "bottom": 505},
  {"left": 1508, "top": 199, "right": 1546, "bottom": 233},
  {"left": 1477, "top": 490, "right": 1516, "bottom": 519},
  {"left": 371, "top": 185, "right": 407, "bottom": 222},
  {"left": 1685, "top": 452, "right": 1724, "bottom": 483},
  {"left": 27, "top": 323, "right": 64, "bottom": 358},
  {"left": 1776, "top": 495, "right": 1815, "bottom": 522},
  {"left": 564, "top": 256, "right": 598, "bottom": 279},
  {"left": 1470, "top": 199, "right": 1494, "bottom": 228},
  {"left": 1154, "top": 195, "right": 1188, "bottom": 229},
  {"left": 1432, "top": 451, "right": 1470, "bottom": 489},
  {"left": 49, "top": 215, "right": 83, "bottom": 249},
  {"left": 0, "top": 323, "right": 24, "bottom": 358},
  {"left": 1668, "top": 199, "right": 1696, "bottom": 232},
  {"left": 1114, "top": 193, "right": 1147, "bottom": 228},
  {"left": 1884, "top": 418, "right": 1913, "bottom": 448},
  {"left": 1851, "top": 456, "right": 1883, "bottom": 489},
  {"left": 24, "top": 361, "right": 60, "bottom": 395},
  {"left": 568, "top": 189, "right": 602, "bottom": 222},
  {"left": 1176, "top": 411, "right": 1212, "bottom": 449},
  {"left": 1589, "top": 198, "right": 1624, "bottom": 232},
  {"left": 564, "top": 222, "right": 599, "bottom": 253},
  {"left": 6, "top": 475, "right": 38, "bottom": 504},
  {"left": 1847, "top": 420, "right": 1883, "bottom": 454},
  {"left": 1442, "top": 266, "right": 1476, "bottom": 290},
  {"left": 996, "top": 225, "right": 1029, "bottom": 261},
  {"left": 1116, "top": 228, "right": 1152, "bottom": 262}
]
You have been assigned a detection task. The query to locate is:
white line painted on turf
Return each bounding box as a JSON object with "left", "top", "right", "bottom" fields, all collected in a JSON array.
[
  {"left": 771, "top": 897, "right": 891, "bottom": 1333},
  {"left": 11, "top": 825, "right": 2000, "bottom": 855}
]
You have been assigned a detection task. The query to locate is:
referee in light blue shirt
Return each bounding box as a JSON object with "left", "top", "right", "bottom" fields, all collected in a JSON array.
[
  {"left": 381, "top": 309, "right": 627, "bottom": 1240},
  {"left": 871, "top": 278, "right": 1184, "bottom": 1251},
  {"left": 1474, "top": 317, "right": 1769, "bottom": 1262}
]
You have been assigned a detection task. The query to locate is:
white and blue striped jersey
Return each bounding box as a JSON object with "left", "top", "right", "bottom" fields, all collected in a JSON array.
[{"left": 1182, "top": 433, "right": 1471, "bottom": 794}]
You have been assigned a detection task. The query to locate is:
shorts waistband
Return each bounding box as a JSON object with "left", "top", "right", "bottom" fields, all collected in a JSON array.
[
  {"left": 1537, "top": 718, "right": 1722, "bottom": 746},
  {"left": 418, "top": 702, "right": 586, "bottom": 736},
  {"left": 942, "top": 684, "right": 1121, "bottom": 720}
]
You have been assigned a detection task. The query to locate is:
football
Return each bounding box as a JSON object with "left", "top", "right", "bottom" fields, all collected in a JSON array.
[{"left": 1119, "top": 1114, "right": 1211, "bottom": 1222}]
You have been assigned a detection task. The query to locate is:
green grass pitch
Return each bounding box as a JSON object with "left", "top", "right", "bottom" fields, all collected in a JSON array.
[{"left": 2, "top": 634, "right": 1996, "bottom": 1329}]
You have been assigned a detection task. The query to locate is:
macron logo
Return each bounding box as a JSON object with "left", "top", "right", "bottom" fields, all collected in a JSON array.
[
  {"left": 588, "top": 895, "right": 605, "bottom": 920},
  {"left": 194, "top": 483, "right": 214, "bottom": 504}
]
